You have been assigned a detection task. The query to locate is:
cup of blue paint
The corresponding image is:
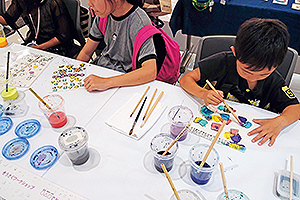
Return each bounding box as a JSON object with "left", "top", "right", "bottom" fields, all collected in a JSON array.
[
  {"left": 150, "top": 133, "right": 179, "bottom": 173},
  {"left": 189, "top": 144, "right": 219, "bottom": 185}
]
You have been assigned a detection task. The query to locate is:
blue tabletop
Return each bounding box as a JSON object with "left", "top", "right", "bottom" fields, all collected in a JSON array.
[{"left": 170, "top": 0, "right": 300, "bottom": 52}]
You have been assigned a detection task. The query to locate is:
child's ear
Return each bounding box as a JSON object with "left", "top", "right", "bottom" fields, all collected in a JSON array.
[{"left": 230, "top": 46, "right": 236, "bottom": 56}]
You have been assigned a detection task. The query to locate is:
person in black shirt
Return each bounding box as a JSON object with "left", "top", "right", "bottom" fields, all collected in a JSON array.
[
  {"left": 0, "top": 0, "right": 75, "bottom": 56},
  {"left": 180, "top": 18, "right": 300, "bottom": 147}
]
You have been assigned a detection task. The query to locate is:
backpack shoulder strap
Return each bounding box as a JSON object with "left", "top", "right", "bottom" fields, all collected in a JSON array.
[
  {"left": 98, "top": 16, "right": 108, "bottom": 36},
  {"left": 132, "top": 24, "right": 160, "bottom": 70}
]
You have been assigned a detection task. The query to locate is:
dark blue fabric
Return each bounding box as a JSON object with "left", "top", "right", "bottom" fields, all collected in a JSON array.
[{"left": 170, "top": 0, "right": 300, "bottom": 53}]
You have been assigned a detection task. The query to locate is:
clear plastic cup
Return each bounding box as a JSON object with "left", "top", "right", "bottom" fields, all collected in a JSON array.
[
  {"left": 38, "top": 94, "right": 67, "bottom": 128},
  {"left": 0, "top": 24, "right": 8, "bottom": 47},
  {"left": 58, "top": 126, "right": 89, "bottom": 165},
  {"left": 150, "top": 133, "right": 179, "bottom": 173},
  {"left": 170, "top": 189, "right": 204, "bottom": 200},
  {"left": 168, "top": 105, "right": 193, "bottom": 141},
  {"left": 189, "top": 144, "right": 219, "bottom": 185},
  {"left": 216, "top": 189, "right": 250, "bottom": 200}
]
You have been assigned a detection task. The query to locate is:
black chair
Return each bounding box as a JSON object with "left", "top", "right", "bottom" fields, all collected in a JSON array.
[{"left": 194, "top": 35, "right": 298, "bottom": 86}]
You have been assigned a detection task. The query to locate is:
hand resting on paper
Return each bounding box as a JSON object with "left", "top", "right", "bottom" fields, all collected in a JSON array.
[
  {"left": 248, "top": 104, "right": 300, "bottom": 147},
  {"left": 84, "top": 74, "right": 111, "bottom": 92}
]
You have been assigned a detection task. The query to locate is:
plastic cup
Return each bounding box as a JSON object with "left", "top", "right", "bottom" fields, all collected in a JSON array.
[
  {"left": 189, "top": 144, "right": 219, "bottom": 185},
  {"left": 150, "top": 133, "right": 178, "bottom": 173},
  {"left": 58, "top": 126, "right": 89, "bottom": 165},
  {"left": 216, "top": 189, "right": 250, "bottom": 200},
  {"left": 38, "top": 94, "right": 67, "bottom": 128},
  {"left": 168, "top": 105, "right": 193, "bottom": 141},
  {"left": 170, "top": 189, "right": 203, "bottom": 200},
  {"left": 0, "top": 24, "right": 8, "bottom": 47}
]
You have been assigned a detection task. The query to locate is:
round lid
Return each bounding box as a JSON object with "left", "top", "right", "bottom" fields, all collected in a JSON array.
[
  {"left": 2, "top": 137, "right": 30, "bottom": 160},
  {"left": 0, "top": 116, "right": 13, "bottom": 135},
  {"left": 58, "top": 126, "right": 88, "bottom": 151},
  {"left": 0, "top": 37, "right": 8, "bottom": 47},
  {"left": 217, "top": 189, "right": 250, "bottom": 200},
  {"left": 170, "top": 189, "right": 202, "bottom": 200},
  {"left": 30, "top": 145, "right": 58, "bottom": 170},
  {"left": 168, "top": 105, "right": 193, "bottom": 124},
  {"left": 15, "top": 119, "right": 41, "bottom": 138},
  {"left": 1, "top": 87, "right": 19, "bottom": 101}
]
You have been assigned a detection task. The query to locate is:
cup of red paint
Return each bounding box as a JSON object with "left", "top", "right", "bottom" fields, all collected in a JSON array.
[
  {"left": 168, "top": 105, "right": 193, "bottom": 141},
  {"left": 38, "top": 94, "right": 67, "bottom": 128}
]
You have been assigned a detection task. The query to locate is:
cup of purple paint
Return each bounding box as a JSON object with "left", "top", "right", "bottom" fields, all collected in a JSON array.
[
  {"left": 189, "top": 144, "right": 219, "bottom": 185},
  {"left": 168, "top": 105, "right": 193, "bottom": 141},
  {"left": 150, "top": 133, "right": 179, "bottom": 173}
]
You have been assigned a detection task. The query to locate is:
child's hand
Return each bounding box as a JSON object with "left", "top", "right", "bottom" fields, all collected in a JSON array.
[
  {"left": 247, "top": 117, "right": 284, "bottom": 147},
  {"left": 203, "top": 90, "right": 224, "bottom": 106},
  {"left": 84, "top": 74, "right": 111, "bottom": 92}
]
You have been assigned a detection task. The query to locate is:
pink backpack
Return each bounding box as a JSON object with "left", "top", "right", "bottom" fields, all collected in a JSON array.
[{"left": 98, "top": 16, "right": 181, "bottom": 84}]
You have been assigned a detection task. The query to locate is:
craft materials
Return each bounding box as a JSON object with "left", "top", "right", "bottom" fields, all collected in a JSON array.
[
  {"left": 29, "top": 88, "right": 60, "bottom": 119},
  {"left": 161, "top": 163, "right": 181, "bottom": 200},
  {"left": 141, "top": 91, "right": 164, "bottom": 128},
  {"left": 205, "top": 80, "right": 242, "bottom": 126},
  {"left": 168, "top": 105, "right": 193, "bottom": 141},
  {"left": 2, "top": 137, "right": 30, "bottom": 160},
  {"left": 14, "top": 119, "right": 41, "bottom": 138},
  {"left": 6, "top": 52, "right": 10, "bottom": 92},
  {"left": 189, "top": 143, "right": 220, "bottom": 185},
  {"left": 12, "top": 55, "right": 41, "bottom": 76},
  {"left": 143, "top": 88, "right": 157, "bottom": 120},
  {"left": 50, "top": 62, "right": 87, "bottom": 92},
  {"left": 200, "top": 120, "right": 226, "bottom": 167},
  {"left": 219, "top": 163, "right": 229, "bottom": 200},
  {"left": 37, "top": 93, "right": 68, "bottom": 128},
  {"left": 30, "top": 145, "right": 58, "bottom": 170},
  {"left": 162, "top": 123, "right": 191, "bottom": 156},
  {"left": 129, "top": 96, "right": 147, "bottom": 135},
  {"left": 58, "top": 127, "right": 89, "bottom": 165},
  {"left": 130, "top": 86, "right": 150, "bottom": 117},
  {"left": 290, "top": 155, "right": 293, "bottom": 200},
  {"left": 150, "top": 133, "right": 178, "bottom": 173}
]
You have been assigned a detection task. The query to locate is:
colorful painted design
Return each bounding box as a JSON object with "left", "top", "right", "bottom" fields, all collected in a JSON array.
[
  {"left": 50, "top": 63, "right": 86, "bottom": 92},
  {"left": 200, "top": 105, "right": 214, "bottom": 117},
  {"left": 211, "top": 122, "right": 221, "bottom": 131},
  {"left": 238, "top": 116, "right": 252, "bottom": 129}
]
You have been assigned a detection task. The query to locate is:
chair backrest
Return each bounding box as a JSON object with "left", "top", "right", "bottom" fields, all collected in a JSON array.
[
  {"left": 194, "top": 35, "right": 298, "bottom": 86},
  {"left": 0, "top": 0, "right": 5, "bottom": 14},
  {"left": 62, "top": 0, "right": 85, "bottom": 47}
]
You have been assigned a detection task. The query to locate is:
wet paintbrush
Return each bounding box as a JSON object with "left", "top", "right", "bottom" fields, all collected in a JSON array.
[{"left": 129, "top": 96, "right": 147, "bottom": 135}]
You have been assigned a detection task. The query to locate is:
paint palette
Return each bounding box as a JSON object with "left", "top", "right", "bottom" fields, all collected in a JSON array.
[
  {"left": 2, "top": 137, "right": 30, "bottom": 160},
  {"left": 50, "top": 63, "right": 86, "bottom": 92},
  {"left": 30, "top": 145, "right": 58, "bottom": 170},
  {"left": 0, "top": 116, "right": 13, "bottom": 135},
  {"left": 15, "top": 119, "right": 41, "bottom": 138}
]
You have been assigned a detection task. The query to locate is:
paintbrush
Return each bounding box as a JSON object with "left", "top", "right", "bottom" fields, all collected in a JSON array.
[
  {"left": 143, "top": 88, "right": 157, "bottom": 120},
  {"left": 220, "top": 163, "right": 229, "bottom": 200},
  {"left": 130, "top": 86, "right": 150, "bottom": 117},
  {"left": 161, "top": 163, "right": 181, "bottom": 200},
  {"left": 129, "top": 96, "right": 147, "bottom": 135},
  {"left": 6, "top": 52, "right": 10, "bottom": 92},
  {"left": 29, "top": 88, "right": 60, "bottom": 119},
  {"left": 205, "top": 80, "right": 243, "bottom": 126},
  {"left": 12, "top": 55, "right": 41, "bottom": 76}
]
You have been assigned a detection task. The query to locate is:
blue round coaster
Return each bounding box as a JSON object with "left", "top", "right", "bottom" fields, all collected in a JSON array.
[
  {"left": 30, "top": 145, "right": 58, "bottom": 170},
  {"left": 0, "top": 116, "right": 13, "bottom": 135},
  {"left": 15, "top": 119, "right": 41, "bottom": 138},
  {"left": 2, "top": 137, "right": 30, "bottom": 160}
]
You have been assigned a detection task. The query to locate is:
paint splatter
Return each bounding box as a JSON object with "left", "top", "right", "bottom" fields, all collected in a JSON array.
[
  {"left": 200, "top": 106, "right": 214, "bottom": 117},
  {"left": 211, "top": 122, "right": 221, "bottom": 131},
  {"left": 231, "top": 134, "right": 242, "bottom": 143},
  {"left": 243, "top": 121, "right": 252, "bottom": 128},
  {"left": 220, "top": 113, "right": 230, "bottom": 121},
  {"left": 217, "top": 105, "right": 225, "bottom": 111},
  {"left": 212, "top": 115, "right": 222, "bottom": 122},
  {"left": 238, "top": 116, "right": 247, "bottom": 124}
]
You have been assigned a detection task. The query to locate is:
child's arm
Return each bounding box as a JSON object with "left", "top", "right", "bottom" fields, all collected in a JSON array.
[
  {"left": 76, "top": 38, "right": 100, "bottom": 62},
  {"left": 248, "top": 104, "right": 300, "bottom": 147},
  {"left": 83, "top": 58, "right": 157, "bottom": 92},
  {"left": 180, "top": 68, "right": 224, "bottom": 105}
]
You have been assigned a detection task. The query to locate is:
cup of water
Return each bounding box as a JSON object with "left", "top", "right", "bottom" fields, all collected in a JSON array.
[
  {"left": 168, "top": 105, "right": 193, "bottom": 141},
  {"left": 150, "top": 133, "right": 178, "bottom": 173},
  {"left": 58, "top": 126, "right": 89, "bottom": 165},
  {"left": 189, "top": 144, "right": 219, "bottom": 185}
]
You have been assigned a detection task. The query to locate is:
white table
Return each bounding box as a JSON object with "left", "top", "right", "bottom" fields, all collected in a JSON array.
[{"left": 1, "top": 43, "right": 299, "bottom": 200}]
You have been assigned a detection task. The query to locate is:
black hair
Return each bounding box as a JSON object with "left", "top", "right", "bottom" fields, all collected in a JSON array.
[{"left": 234, "top": 18, "right": 290, "bottom": 71}]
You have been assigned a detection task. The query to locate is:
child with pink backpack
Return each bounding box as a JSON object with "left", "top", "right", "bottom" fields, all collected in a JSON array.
[{"left": 76, "top": 0, "right": 180, "bottom": 92}]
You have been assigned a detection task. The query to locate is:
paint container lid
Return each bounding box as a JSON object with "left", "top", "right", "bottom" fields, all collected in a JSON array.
[
  {"left": 0, "top": 116, "right": 13, "bottom": 135},
  {"left": 170, "top": 189, "right": 204, "bottom": 200},
  {"left": 168, "top": 105, "right": 193, "bottom": 124},
  {"left": 30, "top": 145, "right": 58, "bottom": 170},
  {"left": 15, "top": 119, "right": 41, "bottom": 138},
  {"left": 0, "top": 37, "right": 8, "bottom": 47},
  {"left": 2, "top": 137, "right": 30, "bottom": 160},
  {"left": 1, "top": 87, "right": 19, "bottom": 101},
  {"left": 58, "top": 126, "right": 88, "bottom": 152},
  {"left": 216, "top": 189, "right": 250, "bottom": 200},
  {"left": 276, "top": 169, "right": 300, "bottom": 199}
]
